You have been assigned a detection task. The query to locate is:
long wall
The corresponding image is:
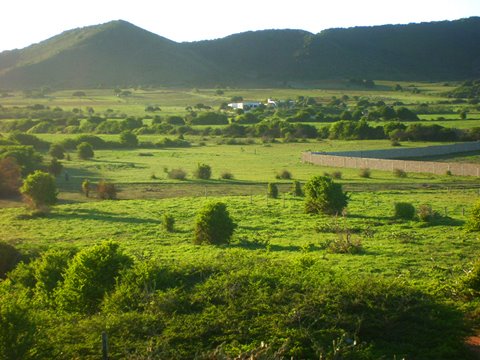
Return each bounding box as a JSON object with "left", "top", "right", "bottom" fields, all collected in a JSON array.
[
  {"left": 302, "top": 152, "right": 480, "bottom": 177},
  {"left": 322, "top": 141, "right": 480, "bottom": 159}
]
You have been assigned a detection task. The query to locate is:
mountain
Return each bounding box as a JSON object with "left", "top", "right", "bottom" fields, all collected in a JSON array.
[{"left": 0, "top": 17, "right": 479, "bottom": 89}]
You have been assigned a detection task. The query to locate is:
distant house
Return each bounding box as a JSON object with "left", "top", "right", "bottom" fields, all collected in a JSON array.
[{"left": 227, "top": 101, "right": 262, "bottom": 110}]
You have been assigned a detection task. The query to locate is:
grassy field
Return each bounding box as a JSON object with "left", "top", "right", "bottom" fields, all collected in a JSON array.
[{"left": 2, "top": 83, "right": 480, "bottom": 358}]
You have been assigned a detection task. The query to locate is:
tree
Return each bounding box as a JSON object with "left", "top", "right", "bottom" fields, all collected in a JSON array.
[
  {"left": 304, "top": 175, "right": 348, "bottom": 215},
  {"left": 194, "top": 202, "right": 236, "bottom": 245},
  {"left": 194, "top": 163, "right": 212, "bottom": 180},
  {"left": 119, "top": 131, "right": 138, "bottom": 147},
  {"left": 97, "top": 180, "right": 117, "bottom": 200},
  {"left": 56, "top": 241, "right": 133, "bottom": 313},
  {"left": 81, "top": 179, "right": 91, "bottom": 197},
  {"left": 0, "top": 157, "right": 22, "bottom": 197},
  {"left": 48, "top": 143, "right": 65, "bottom": 159},
  {"left": 47, "top": 158, "right": 63, "bottom": 177},
  {"left": 77, "top": 142, "right": 94, "bottom": 160},
  {"left": 20, "top": 170, "right": 57, "bottom": 209}
]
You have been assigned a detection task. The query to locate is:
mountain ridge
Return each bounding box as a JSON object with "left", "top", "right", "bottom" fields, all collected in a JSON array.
[{"left": 0, "top": 17, "right": 479, "bottom": 89}]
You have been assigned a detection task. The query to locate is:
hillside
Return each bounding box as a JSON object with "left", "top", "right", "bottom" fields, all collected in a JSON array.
[{"left": 0, "top": 17, "right": 479, "bottom": 89}]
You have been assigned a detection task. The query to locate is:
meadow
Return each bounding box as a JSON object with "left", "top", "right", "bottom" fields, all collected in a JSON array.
[{"left": 1, "top": 82, "right": 480, "bottom": 359}]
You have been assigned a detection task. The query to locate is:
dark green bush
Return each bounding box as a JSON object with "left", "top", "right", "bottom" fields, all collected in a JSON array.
[
  {"left": 394, "top": 202, "right": 415, "bottom": 220},
  {"left": 77, "top": 142, "right": 94, "bottom": 160},
  {"left": 20, "top": 170, "right": 58, "bottom": 209},
  {"left": 304, "top": 176, "right": 348, "bottom": 215},
  {"left": 276, "top": 169, "right": 292, "bottom": 180},
  {"left": 194, "top": 163, "right": 212, "bottom": 180},
  {"left": 220, "top": 171, "right": 234, "bottom": 180},
  {"left": 291, "top": 180, "right": 303, "bottom": 196},
  {"left": 417, "top": 204, "right": 437, "bottom": 222},
  {"left": 194, "top": 202, "right": 236, "bottom": 245},
  {"left": 393, "top": 168, "right": 407, "bottom": 178},
  {"left": 359, "top": 168, "right": 371, "bottom": 178},
  {"left": 268, "top": 183, "right": 279, "bottom": 198},
  {"left": 465, "top": 200, "right": 480, "bottom": 231},
  {"left": 0, "top": 242, "right": 22, "bottom": 279},
  {"left": 162, "top": 213, "right": 175, "bottom": 232}
]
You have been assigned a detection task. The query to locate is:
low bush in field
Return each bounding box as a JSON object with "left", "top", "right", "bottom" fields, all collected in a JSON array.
[
  {"left": 305, "top": 176, "right": 348, "bottom": 215},
  {"left": 417, "top": 204, "right": 437, "bottom": 222},
  {"left": 394, "top": 202, "right": 415, "bottom": 220},
  {"left": 97, "top": 180, "right": 117, "bottom": 200},
  {"left": 466, "top": 200, "right": 480, "bottom": 231},
  {"left": 267, "top": 183, "right": 278, "bottom": 198},
  {"left": 162, "top": 213, "right": 175, "bottom": 232},
  {"left": 291, "top": 180, "right": 303, "bottom": 196},
  {"left": 220, "top": 171, "right": 234, "bottom": 180},
  {"left": 194, "top": 202, "right": 236, "bottom": 245},
  {"left": 194, "top": 163, "right": 211, "bottom": 180},
  {"left": 331, "top": 170, "right": 342, "bottom": 179},
  {"left": 359, "top": 168, "right": 371, "bottom": 178},
  {"left": 393, "top": 168, "right": 407, "bottom": 178},
  {"left": 276, "top": 169, "right": 292, "bottom": 180},
  {"left": 167, "top": 168, "right": 187, "bottom": 180}
]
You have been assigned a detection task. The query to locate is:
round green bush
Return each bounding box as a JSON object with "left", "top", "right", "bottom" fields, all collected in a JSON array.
[
  {"left": 304, "top": 176, "right": 348, "bottom": 215},
  {"left": 466, "top": 200, "right": 480, "bottom": 231},
  {"left": 20, "top": 170, "right": 58, "bottom": 209},
  {"left": 194, "top": 202, "right": 236, "bottom": 245},
  {"left": 394, "top": 202, "right": 415, "bottom": 220},
  {"left": 194, "top": 163, "right": 212, "bottom": 180},
  {"left": 77, "top": 142, "right": 94, "bottom": 160}
]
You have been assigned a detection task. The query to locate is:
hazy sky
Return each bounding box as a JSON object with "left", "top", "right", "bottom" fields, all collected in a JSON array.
[{"left": 1, "top": 0, "right": 479, "bottom": 52}]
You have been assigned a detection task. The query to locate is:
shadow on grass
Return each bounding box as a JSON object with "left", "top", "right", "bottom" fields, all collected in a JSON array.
[
  {"left": 419, "top": 216, "right": 465, "bottom": 227},
  {"left": 48, "top": 208, "right": 161, "bottom": 225}
]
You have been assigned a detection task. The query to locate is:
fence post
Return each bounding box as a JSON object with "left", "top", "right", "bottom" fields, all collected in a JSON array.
[{"left": 102, "top": 331, "right": 108, "bottom": 360}]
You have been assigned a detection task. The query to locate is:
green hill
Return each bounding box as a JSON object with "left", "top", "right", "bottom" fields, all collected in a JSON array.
[{"left": 0, "top": 17, "right": 479, "bottom": 89}]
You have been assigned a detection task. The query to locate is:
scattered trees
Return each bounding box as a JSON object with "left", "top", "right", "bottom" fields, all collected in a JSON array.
[
  {"left": 194, "top": 202, "right": 236, "bottom": 245},
  {"left": 304, "top": 176, "right": 348, "bottom": 215}
]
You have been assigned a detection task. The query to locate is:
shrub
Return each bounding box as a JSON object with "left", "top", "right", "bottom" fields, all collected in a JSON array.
[
  {"left": 394, "top": 202, "right": 415, "bottom": 220},
  {"left": 0, "top": 242, "right": 22, "bottom": 279},
  {"left": 304, "top": 176, "right": 348, "bottom": 215},
  {"left": 56, "top": 241, "right": 133, "bottom": 313},
  {"left": 446, "top": 170, "right": 452, "bottom": 176},
  {"left": 466, "top": 200, "right": 480, "bottom": 231},
  {"left": 81, "top": 179, "right": 91, "bottom": 197},
  {"left": 276, "top": 169, "right": 292, "bottom": 180},
  {"left": 291, "top": 180, "right": 303, "bottom": 196},
  {"left": 393, "top": 168, "right": 407, "bottom": 178},
  {"left": 162, "top": 213, "right": 175, "bottom": 232},
  {"left": 220, "top": 171, "right": 234, "bottom": 180},
  {"left": 194, "top": 163, "right": 212, "bottom": 180},
  {"left": 463, "top": 259, "right": 480, "bottom": 292},
  {"left": 327, "top": 231, "right": 363, "bottom": 254},
  {"left": 77, "top": 142, "right": 94, "bottom": 160},
  {"left": 168, "top": 168, "right": 187, "bottom": 180},
  {"left": 194, "top": 202, "right": 236, "bottom": 245},
  {"left": 417, "top": 204, "right": 436, "bottom": 222},
  {"left": 0, "top": 157, "right": 22, "bottom": 197},
  {"left": 267, "top": 183, "right": 279, "bottom": 198},
  {"left": 48, "top": 143, "right": 65, "bottom": 159},
  {"left": 119, "top": 131, "right": 138, "bottom": 147},
  {"left": 20, "top": 170, "right": 57, "bottom": 209},
  {"left": 359, "top": 168, "right": 371, "bottom": 178},
  {"left": 47, "top": 158, "right": 63, "bottom": 177},
  {"left": 331, "top": 171, "right": 342, "bottom": 179},
  {"left": 97, "top": 180, "right": 117, "bottom": 200}
]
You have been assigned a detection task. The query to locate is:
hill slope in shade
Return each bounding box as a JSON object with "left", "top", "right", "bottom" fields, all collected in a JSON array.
[{"left": 0, "top": 17, "right": 479, "bottom": 89}]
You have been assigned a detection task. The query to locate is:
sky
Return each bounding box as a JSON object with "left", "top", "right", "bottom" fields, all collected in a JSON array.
[{"left": 1, "top": 0, "right": 479, "bottom": 52}]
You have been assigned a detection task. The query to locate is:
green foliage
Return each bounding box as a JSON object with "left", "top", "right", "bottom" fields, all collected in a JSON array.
[
  {"left": 194, "top": 163, "right": 212, "bottom": 180},
  {"left": 33, "top": 249, "right": 71, "bottom": 305},
  {"left": 291, "top": 180, "right": 303, "bottom": 196},
  {"left": 8, "top": 132, "right": 50, "bottom": 151},
  {"left": 48, "top": 143, "right": 65, "bottom": 159},
  {"left": 0, "top": 157, "right": 22, "bottom": 197},
  {"left": 96, "top": 180, "right": 117, "bottom": 200},
  {"left": 0, "top": 242, "right": 22, "bottom": 279},
  {"left": 0, "top": 146, "right": 42, "bottom": 176},
  {"left": 119, "top": 131, "right": 138, "bottom": 147},
  {"left": 77, "top": 142, "right": 94, "bottom": 160},
  {"left": 304, "top": 176, "right": 348, "bottom": 215},
  {"left": 267, "top": 182, "right": 279, "bottom": 198},
  {"left": 465, "top": 200, "right": 480, "bottom": 232},
  {"left": 56, "top": 241, "right": 133, "bottom": 313},
  {"left": 194, "top": 202, "right": 236, "bottom": 245},
  {"left": 47, "top": 157, "right": 63, "bottom": 177},
  {"left": 162, "top": 213, "right": 175, "bottom": 232},
  {"left": 394, "top": 202, "right": 416, "bottom": 220},
  {"left": 463, "top": 259, "right": 480, "bottom": 292},
  {"left": 20, "top": 170, "right": 57, "bottom": 209}
]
